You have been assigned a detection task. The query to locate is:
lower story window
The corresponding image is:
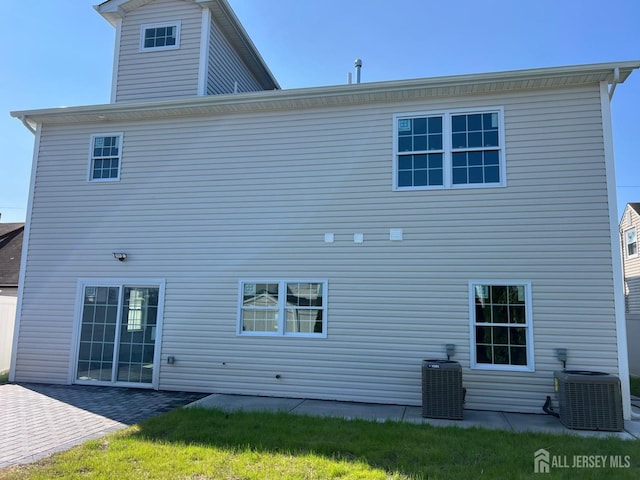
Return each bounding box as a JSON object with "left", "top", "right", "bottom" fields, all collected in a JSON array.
[
  {"left": 470, "top": 282, "right": 533, "bottom": 371},
  {"left": 239, "top": 280, "right": 327, "bottom": 337}
]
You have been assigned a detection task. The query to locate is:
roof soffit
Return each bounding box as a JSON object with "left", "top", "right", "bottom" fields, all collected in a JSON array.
[{"left": 11, "top": 61, "right": 640, "bottom": 127}]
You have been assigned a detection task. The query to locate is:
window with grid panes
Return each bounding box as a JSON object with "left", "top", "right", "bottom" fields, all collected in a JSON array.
[
  {"left": 394, "top": 109, "right": 504, "bottom": 190},
  {"left": 470, "top": 282, "right": 533, "bottom": 370},
  {"left": 141, "top": 22, "right": 180, "bottom": 50},
  {"left": 89, "top": 134, "right": 122, "bottom": 181}
]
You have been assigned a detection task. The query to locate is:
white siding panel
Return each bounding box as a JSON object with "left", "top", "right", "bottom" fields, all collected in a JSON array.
[
  {"left": 115, "top": 0, "right": 202, "bottom": 102},
  {"left": 207, "top": 15, "right": 262, "bottom": 94},
  {"left": 14, "top": 85, "right": 622, "bottom": 412}
]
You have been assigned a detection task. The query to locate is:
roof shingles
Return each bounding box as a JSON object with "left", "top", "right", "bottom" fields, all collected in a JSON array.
[{"left": 0, "top": 223, "right": 24, "bottom": 287}]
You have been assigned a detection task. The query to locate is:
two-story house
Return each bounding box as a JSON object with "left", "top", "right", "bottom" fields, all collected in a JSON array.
[
  {"left": 621, "top": 203, "right": 640, "bottom": 376},
  {"left": 9, "top": 0, "right": 639, "bottom": 419}
]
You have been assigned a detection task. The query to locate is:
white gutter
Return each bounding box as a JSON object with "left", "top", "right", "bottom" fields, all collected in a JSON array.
[
  {"left": 609, "top": 67, "right": 620, "bottom": 100},
  {"left": 19, "top": 116, "right": 36, "bottom": 135}
]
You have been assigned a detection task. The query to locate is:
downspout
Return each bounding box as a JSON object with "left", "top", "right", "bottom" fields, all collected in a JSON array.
[
  {"left": 20, "top": 116, "right": 36, "bottom": 135},
  {"left": 608, "top": 67, "right": 620, "bottom": 101}
]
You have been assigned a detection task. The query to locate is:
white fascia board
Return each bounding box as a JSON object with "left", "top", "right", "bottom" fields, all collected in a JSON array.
[{"left": 11, "top": 61, "right": 640, "bottom": 128}]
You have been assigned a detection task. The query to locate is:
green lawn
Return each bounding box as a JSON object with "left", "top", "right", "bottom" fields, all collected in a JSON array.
[
  {"left": 1, "top": 407, "right": 637, "bottom": 480},
  {"left": 0, "top": 371, "right": 8, "bottom": 384},
  {"left": 630, "top": 375, "right": 640, "bottom": 397}
]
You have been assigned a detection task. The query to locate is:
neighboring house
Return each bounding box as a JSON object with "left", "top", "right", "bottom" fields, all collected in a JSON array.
[
  {"left": 8, "top": 0, "right": 640, "bottom": 418},
  {"left": 0, "top": 222, "right": 24, "bottom": 373},
  {"left": 620, "top": 203, "right": 640, "bottom": 376}
]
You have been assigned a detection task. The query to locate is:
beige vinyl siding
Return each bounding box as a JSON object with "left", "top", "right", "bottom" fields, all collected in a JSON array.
[
  {"left": 115, "top": 0, "right": 202, "bottom": 102},
  {"left": 14, "top": 84, "right": 620, "bottom": 412},
  {"left": 207, "top": 15, "right": 262, "bottom": 94}
]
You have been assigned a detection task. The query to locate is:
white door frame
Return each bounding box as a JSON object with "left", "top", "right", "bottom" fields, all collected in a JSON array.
[{"left": 69, "top": 278, "right": 166, "bottom": 389}]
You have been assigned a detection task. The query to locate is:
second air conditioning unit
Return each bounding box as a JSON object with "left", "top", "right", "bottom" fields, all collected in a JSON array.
[{"left": 554, "top": 370, "right": 624, "bottom": 431}]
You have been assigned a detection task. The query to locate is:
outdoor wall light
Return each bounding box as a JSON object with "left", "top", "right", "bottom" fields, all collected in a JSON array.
[
  {"left": 555, "top": 348, "right": 567, "bottom": 369},
  {"left": 445, "top": 343, "right": 455, "bottom": 360},
  {"left": 112, "top": 252, "right": 128, "bottom": 262}
]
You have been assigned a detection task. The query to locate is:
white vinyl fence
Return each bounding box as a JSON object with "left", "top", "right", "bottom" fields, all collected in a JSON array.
[{"left": 0, "top": 295, "right": 17, "bottom": 373}]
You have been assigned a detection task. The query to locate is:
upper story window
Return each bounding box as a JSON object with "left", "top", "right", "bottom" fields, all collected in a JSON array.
[
  {"left": 140, "top": 21, "right": 181, "bottom": 51},
  {"left": 394, "top": 108, "right": 505, "bottom": 190},
  {"left": 89, "top": 133, "right": 122, "bottom": 182},
  {"left": 469, "top": 282, "right": 534, "bottom": 371},
  {"left": 238, "top": 280, "right": 327, "bottom": 338},
  {"left": 625, "top": 228, "right": 638, "bottom": 258}
]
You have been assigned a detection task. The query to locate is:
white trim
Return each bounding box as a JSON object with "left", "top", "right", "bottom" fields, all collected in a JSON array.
[
  {"left": 139, "top": 21, "right": 181, "bottom": 52},
  {"left": 468, "top": 280, "right": 535, "bottom": 372},
  {"left": 600, "top": 81, "right": 632, "bottom": 420},
  {"left": 88, "top": 132, "right": 123, "bottom": 182},
  {"left": 110, "top": 18, "right": 122, "bottom": 103},
  {"left": 9, "top": 124, "right": 41, "bottom": 383},
  {"left": 392, "top": 107, "right": 506, "bottom": 191},
  {"left": 197, "top": 8, "right": 211, "bottom": 96},
  {"left": 71, "top": 278, "right": 166, "bottom": 389},
  {"left": 237, "top": 279, "right": 328, "bottom": 338}
]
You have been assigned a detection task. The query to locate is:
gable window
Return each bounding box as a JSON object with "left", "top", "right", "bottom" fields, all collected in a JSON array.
[
  {"left": 626, "top": 228, "right": 638, "bottom": 258},
  {"left": 238, "top": 280, "right": 327, "bottom": 337},
  {"left": 394, "top": 108, "right": 505, "bottom": 190},
  {"left": 140, "top": 21, "right": 181, "bottom": 51},
  {"left": 89, "top": 133, "right": 122, "bottom": 182},
  {"left": 469, "top": 282, "right": 534, "bottom": 371}
]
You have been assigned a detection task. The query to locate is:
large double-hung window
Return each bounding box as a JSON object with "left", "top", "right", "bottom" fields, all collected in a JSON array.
[
  {"left": 238, "top": 280, "right": 327, "bottom": 337},
  {"left": 394, "top": 108, "right": 505, "bottom": 190}
]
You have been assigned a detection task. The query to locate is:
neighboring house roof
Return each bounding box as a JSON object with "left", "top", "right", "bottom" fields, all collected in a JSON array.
[
  {"left": 95, "top": 0, "right": 279, "bottom": 91},
  {"left": 628, "top": 203, "right": 640, "bottom": 216},
  {"left": 0, "top": 223, "right": 24, "bottom": 287},
  {"left": 11, "top": 61, "right": 640, "bottom": 129}
]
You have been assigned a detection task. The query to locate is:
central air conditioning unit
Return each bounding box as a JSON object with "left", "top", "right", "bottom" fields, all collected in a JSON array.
[
  {"left": 554, "top": 370, "right": 624, "bottom": 431},
  {"left": 422, "top": 359, "right": 463, "bottom": 420}
]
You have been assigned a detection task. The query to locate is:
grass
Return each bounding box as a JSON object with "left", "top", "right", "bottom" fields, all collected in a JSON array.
[
  {"left": 1, "top": 407, "right": 638, "bottom": 480},
  {"left": 0, "top": 371, "right": 9, "bottom": 384},
  {"left": 630, "top": 375, "right": 640, "bottom": 397}
]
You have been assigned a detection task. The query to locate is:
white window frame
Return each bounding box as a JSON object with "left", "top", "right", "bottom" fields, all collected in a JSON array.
[
  {"left": 237, "top": 280, "right": 328, "bottom": 338},
  {"left": 88, "top": 133, "right": 123, "bottom": 182},
  {"left": 468, "top": 281, "right": 534, "bottom": 372},
  {"left": 393, "top": 107, "right": 506, "bottom": 191},
  {"left": 625, "top": 228, "right": 638, "bottom": 259},
  {"left": 140, "top": 21, "right": 181, "bottom": 51}
]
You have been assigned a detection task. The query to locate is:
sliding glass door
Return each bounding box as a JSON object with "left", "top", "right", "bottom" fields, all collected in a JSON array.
[{"left": 76, "top": 283, "right": 162, "bottom": 387}]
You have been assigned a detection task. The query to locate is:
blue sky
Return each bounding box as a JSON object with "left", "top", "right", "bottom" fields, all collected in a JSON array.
[{"left": 1, "top": 0, "right": 639, "bottom": 223}]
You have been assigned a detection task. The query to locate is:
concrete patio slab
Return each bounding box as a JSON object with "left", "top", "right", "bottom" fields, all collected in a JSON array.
[
  {"left": 292, "top": 399, "right": 405, "bottom": 421},
  {"left": 188, "top": 393, "right": 304, "bottom": 413},
  {"left": 403, "top": 407, "right": 513, "bottom": 431}
]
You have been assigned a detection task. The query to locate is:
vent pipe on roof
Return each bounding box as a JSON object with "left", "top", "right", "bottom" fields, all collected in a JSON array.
[{"left": 355, "top": 58, "right": 362, "bottom": 84}]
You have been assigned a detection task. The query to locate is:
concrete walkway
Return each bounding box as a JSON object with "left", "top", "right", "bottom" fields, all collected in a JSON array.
[
  {"left": 189, "top": 393, "right": 640, "bottom": 441},
  {"left": 1, "top": 384, "right": 638, "bottom": 469},
  {"left": 0, "top": 383, "right": 206, "bottom": 468}
]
